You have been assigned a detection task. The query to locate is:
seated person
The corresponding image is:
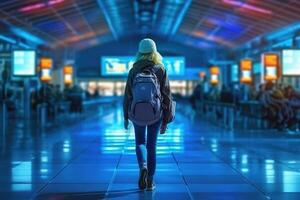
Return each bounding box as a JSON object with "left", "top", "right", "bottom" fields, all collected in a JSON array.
[
  {"left": 285, "top": 85, "right": 300, "bottom": 109},
  {"left": 259, "top": 82, "right": 291, "bottom": 130},
  {"left": 269, "top": 87, "right": 295, "bottom": 130}
]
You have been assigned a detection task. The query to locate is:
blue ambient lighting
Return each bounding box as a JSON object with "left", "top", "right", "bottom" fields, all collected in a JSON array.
[
  {"left": 11, "top": 27, "right": 45, "bottom": 45},
  {"left": 101, "top": 56, "right": 185, "bottom": 76},
  {"left": 0, "top": 34, "right": 16, "bottom": 44}
]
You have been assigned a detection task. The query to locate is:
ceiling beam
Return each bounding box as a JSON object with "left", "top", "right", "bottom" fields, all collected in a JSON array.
[
  {"left": 97, "top": 0, "right": 118, "bottom": 40},
  {"left": 49, "top": 7, "right": 78, "bottom": 36},
  {"left": 0, "top": 7, "right": 64, "bottom": 46},
  {"left": 72, "top": 1, "right": 97, "bottom": 35},
  {"left": 170, "top": 0, "right": 192, "bottom": 35}
]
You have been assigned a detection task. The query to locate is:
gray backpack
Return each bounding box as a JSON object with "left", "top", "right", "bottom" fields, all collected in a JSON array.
[{"left": 129, "top": 66, "right": 162, "bottom": 126}]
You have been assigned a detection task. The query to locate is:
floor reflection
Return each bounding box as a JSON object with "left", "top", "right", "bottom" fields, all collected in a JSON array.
[
  {"left": 0, "top": 101, "right": 300, "bottom": 199},
  {"left": 101, "top": 107, "right": 184, "bottom": 155}
]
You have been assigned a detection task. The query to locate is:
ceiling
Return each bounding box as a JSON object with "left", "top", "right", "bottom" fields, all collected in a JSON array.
[
  {"left": 181, "top": 0, "right": 300, "bottom": 48},
  {"left": 0, "top": 0, "right": 110, "bottom": 48},
  {"left": 0, "top": 0, "right": 299, "bottom": 50}
]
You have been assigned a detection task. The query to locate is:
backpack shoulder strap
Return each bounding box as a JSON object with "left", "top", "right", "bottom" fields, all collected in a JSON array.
[{"left": 142, "top": 64, "right": 160, "bottom": 74}]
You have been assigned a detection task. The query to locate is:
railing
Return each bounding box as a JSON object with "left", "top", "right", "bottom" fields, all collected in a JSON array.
[
  {"left": 36, "top": 97, "right": 119, "bottom": 127},
  {"left": 196, "top": 101, "right": 236, "bottom": 131},
  {"left": 195, "top": 100, "right": 300, "bottom": 132},
  {"left": 239, "top": 101, "right": 268, "bottom": 129},
  {"left": 1, "top": 100, "right": 8, "bottom": 133}
]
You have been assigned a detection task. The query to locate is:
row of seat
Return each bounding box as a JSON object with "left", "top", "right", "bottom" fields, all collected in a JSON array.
[{"left": 195, "top": 100, "right": 300, "bottom": 131}]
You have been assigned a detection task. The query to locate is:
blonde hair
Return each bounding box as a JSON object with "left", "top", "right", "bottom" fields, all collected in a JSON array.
[{"left": 135, "top": 51, "right": 163, "bottom": 65}]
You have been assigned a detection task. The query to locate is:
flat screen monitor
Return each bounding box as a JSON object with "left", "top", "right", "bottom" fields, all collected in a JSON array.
[
  {"left": 211, "top": 74, "right": 218, "bottom": 82},
  {"left": 65, "top": 74, "right": 72, "bottom": 82},
  {"left": 41, "top": 69, "right": 50, "bottom": 77},
  {"left": 101, "top": 56, "right": 185, "bottom": 76},
  {"left": 101, "top": 57, "right": 134, "bottom": 76},
  {"left": 12, "top": 50, "right": 36, "bottom": 76},
  {"left": 282, "top": 49, "right": 300, "bottom": 76},
  {"left": 162, "top": 57, "right": 185, "bottom": 76},
  {"left": 242, "top": 70, "right": 251, "bottom": 79},
  {"left": 266, "top": 67, "right": 277, "bottom": 77}
]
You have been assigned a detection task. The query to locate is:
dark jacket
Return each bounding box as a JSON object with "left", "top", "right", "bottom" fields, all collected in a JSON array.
[{"left": 123, "top": 59, "right": 172, "bottom": 125}]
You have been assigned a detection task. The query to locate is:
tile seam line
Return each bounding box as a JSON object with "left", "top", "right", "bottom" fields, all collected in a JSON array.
[
  {"left": 103, "top": 129, "right": 131, "bottom": 199},
  {"left": 103, "top": 153, "right": 123, "bottom": 200},
  {"left": 9, "top": 104, "right": 117, "bottom": 199},
  {"left": 31, "top": 105, "right": 116, "bottom": 185},
  {"left": 17, "top": 129, "right": 97, "bottom": 199},
  {"left": 34, "top": 106, "right": 112, "bottom": 144},
  {"left": 33, "top": 144, "right": 94, "bottom": 195},
  {"left": 171, "top": 152, "right": 195, "bottom": 200},
  {"left": 201, "top": 141, "right": 271, "bottom": 199}
]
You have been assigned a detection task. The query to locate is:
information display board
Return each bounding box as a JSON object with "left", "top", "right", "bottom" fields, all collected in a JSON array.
[
  {"left": 12, "top": 50, "right": 36, "bottom": 76},
  {"left": 282, "top": 49, "right": 300, "bottom": 76},
  {"left": 263, "top": 53, "right": 280, "bottom": 81},
  {"left": 240, "top": 59, "right": 252, "bottom": 83},
  {"left": 64, "top": 66, "right": 73, "bottom": 85},
  {"left": 101, "top": 56, "right": 185, "bottom": 76},
  {"left": 163, "top": 57, "right": 185, "bottom": 76},
  {"left": 40, "top": 57, "right": 53, "bottom": 82},
  {"left": 210, "top": 66, "right": 219, "bottom": 85},
  {"left": 101, "top": 57, "right": 134, "bottom": 76}
]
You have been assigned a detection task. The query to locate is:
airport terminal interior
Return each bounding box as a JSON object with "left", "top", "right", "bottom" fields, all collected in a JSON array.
[{"left": 1, "top": 0, "right": 300, "bottom": 199}]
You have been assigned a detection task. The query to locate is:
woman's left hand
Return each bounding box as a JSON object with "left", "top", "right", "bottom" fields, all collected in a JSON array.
[
  {"left": 160, "top": 124, "right": 167, "bottom": 134},
  {"left": 124, "top": 120, "right": 129, "bottom": 130}
]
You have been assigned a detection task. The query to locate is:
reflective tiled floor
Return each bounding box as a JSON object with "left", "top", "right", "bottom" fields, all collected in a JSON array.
[{"left": 1, "top": 101, "right": 300, "bottom": 200}]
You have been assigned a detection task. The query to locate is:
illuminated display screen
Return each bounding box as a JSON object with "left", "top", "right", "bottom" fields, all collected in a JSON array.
[
  {"left": 211, "top": 74, "right": 218, "bottom": 81},
  {"left": 13, "top": 50, "right": 36, "bottom": 76},
  {"left": 282, "top": 50, "right": 300, "bottom": 76},
  {"left": 231, "top": 64, "right": 239, "bottom": 82},
  {"left": 240, "top": 59, "right": 252, "bottom": 70},
  {"left": 101, "top": 56, "right": 185, "bottom": 76},
  {"left": 242, "top": 71, "right": 251, "bottom": 79},
  {"left": 41, "top": 69, "right": 50, "bottom": 77},
  {"left": 65, "top": 74, "right": 72, "bottom": 82},
  {"left": 101, "top": 57, "right": 134, "bottom": 76},
  {"left": 40, "top": 58, "right": 52, "bottom": 69},
  {"left": 266, "top": 67, "right": 277, "bottom": 77},
  {"left": 163, "top": 57, "right": 185, "bottom": 76},
  {"left": 264, "top": 54, "right": 278, "bottom": 66}
]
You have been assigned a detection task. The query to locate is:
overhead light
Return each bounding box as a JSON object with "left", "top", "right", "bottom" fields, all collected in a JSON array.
[
  {"left": 139, "top": 0, "right": 154, "bottom": 3},
  {"left": 10, "top": 27, "right": 45, "bottom": 45},
  {"left": 19, "top": 43, "right": 31, "bottom": 49},
  {"left": 223, "top": 0, "right": 272, "bottom": 15},
  {"left": 140, "top": 16, "right": 151, "bottom": 21},
  {"left": 19, "top": 3, "right": 45, "bottom": 12},
  {"left": 48, "top": 0, "right": 64, "bottom": 6},
  {"left": 170, "top": 0, "right": 192, "bottom": 35},
  {"left": 140, "top": 11, "right": 152, "bottom": 17},
  {"left": 0, "top": 34, "right": 16, "bottom": 44},
  {"left": 19, "top": 0, "right": 65, "bottom": 12}
]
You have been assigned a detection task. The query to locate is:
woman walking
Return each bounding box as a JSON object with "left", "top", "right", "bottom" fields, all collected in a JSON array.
[{"left": 123, "top": 38, "right": 174, "bottom": 191}]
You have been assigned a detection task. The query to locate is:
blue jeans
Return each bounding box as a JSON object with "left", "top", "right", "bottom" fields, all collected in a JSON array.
[{"left": 133, "top": 120, "right": 161, "bottom": 181}]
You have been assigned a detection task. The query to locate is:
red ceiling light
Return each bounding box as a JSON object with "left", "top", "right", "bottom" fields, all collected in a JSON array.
[
  {"left": 19, "top": 0, "right": 65, "bottom": 12},
  {"left": 48, "top": 0, "right": 65, "bottom": 6},
  {"left": 223, "top": 0, "right": 272, "bottom": 15},
  {"left": 19, "top": 3, "right": 45, "bottom": 12}
]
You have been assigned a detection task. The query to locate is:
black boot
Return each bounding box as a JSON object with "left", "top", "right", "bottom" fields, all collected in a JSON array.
[
  {"left": 138, "top": 167, "right": 148, "bottom": 190},
  {"left": 146, "top": 179, "right": 156, "bottom": 191}
]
